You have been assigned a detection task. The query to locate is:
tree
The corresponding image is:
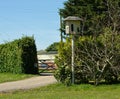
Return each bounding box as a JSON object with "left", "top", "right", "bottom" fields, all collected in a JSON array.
[
  {"left": 75, "top": 30, "right": 120, "bottom": 85},
  {"left": 45, "top": 42, "right": 59, "bottom": 52},
  {"left": 55, "top": 0, "right": 120, "bottom": 85},
  {"left": 55, "top": 32, "right": 120, "bottom": 85},
  {"left": 60, "top": 0, "right": 106, "bottom": 35},
  {"left": 59, "top": 0, "right": 120, "bottom": 36},
  {"left": 105, "top": 0, "right": 120, "bottom": 32}
]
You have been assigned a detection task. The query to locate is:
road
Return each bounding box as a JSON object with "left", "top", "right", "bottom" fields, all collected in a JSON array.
[{"left": 0, "top": 76, "right": 57, "bottom": 93}]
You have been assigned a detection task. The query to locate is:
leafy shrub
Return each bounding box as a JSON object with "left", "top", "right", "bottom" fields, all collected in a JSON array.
[
  {"left": 54, "top": 29, "right": 120, "bottom": 85},
  {"left": 54, "top": 65, "right": 71, "bottom": 86},
  {"left": 0, "top": 36, "right": 38, "bottom": 74},
  {"left": 54, "top": 39, "right": 89, "bottom": 85}
]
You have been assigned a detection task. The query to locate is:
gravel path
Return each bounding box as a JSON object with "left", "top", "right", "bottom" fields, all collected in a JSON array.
[{"left": 0, "top": 76, "right": 57, "bottom": 93}]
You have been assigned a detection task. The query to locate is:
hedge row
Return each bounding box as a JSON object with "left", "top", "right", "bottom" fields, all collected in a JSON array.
[{"left": 0, "top": 36, "right": 38, "bottom": 74}]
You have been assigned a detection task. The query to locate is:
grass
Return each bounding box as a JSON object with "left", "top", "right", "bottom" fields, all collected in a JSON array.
[
  {"left": 39, "top": 69, "right": 56, "bottom": 73},
  {"left": 0, "top": 73, "right": 37, "bottom": 83},
  {"left": 0, "top": 83, "right": 120, "bottom": 99},
  {"left": 0, "top": 73, "right": 119, "bottom": 99}
]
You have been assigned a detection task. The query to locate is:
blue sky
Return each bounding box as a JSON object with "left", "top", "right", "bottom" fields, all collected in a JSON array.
[{"left": 0, "top": 0, "right": 66, "bottom": 50}]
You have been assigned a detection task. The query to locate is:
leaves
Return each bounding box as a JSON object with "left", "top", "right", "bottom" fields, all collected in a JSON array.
[
  {"left": 0, "top": 36, "right": 38, "bottom": 74},
  {"left": 55, "top": 31, "right": 120, "bottom": 85},
  {"left": 60, "top": 0, "right": 120, "bottom": 35}
]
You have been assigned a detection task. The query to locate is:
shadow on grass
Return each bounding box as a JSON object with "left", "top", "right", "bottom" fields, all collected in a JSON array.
[{"left": 88, "top": 80, "right": 120, "bottom": 86}]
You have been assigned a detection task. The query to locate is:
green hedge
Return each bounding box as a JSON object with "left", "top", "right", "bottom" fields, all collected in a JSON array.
[{"left": 0, "top": 36, "right": 38, "bottom": 74}]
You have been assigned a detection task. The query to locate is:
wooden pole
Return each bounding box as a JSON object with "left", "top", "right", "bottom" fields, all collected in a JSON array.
[
  {"left": 71, "top": 35, "right": 75, "bottom": 84},
  {"left": 60, "top": 15, "right": 63, "bottom": 42}
]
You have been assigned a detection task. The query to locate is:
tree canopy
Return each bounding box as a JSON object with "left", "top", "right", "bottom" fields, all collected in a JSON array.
[
  {"left": 55, "top": 0, "right": 120, "bottom": 85},
  {"left": 45, "top": 42, "right": 59, "bottom": 52},
  {"left": 60, "top": 0, "right": 120, "bottom": 36}
]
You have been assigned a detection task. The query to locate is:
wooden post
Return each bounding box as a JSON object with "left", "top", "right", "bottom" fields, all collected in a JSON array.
[{"left": 71, "top": 35, "right": 75, "bottom": 84}]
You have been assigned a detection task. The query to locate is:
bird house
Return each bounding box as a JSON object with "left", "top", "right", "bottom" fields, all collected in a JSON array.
[{"left": 64, "top": 16, "right": 82, "bottom": 35}]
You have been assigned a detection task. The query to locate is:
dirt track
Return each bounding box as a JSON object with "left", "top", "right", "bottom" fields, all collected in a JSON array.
[{"left": 0, "top": 76, "right": 57, "bottom": 93}]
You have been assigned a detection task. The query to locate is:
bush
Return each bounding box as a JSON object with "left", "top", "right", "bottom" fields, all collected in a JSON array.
[
  {"left": 54, "top": 29, "right": 120, "bottom": 85},
  {"left": 54, "top": 39, "right": 90, "bottom": 85},
  {"left": 0, "top": 36, "right": 38, "bottom": 74},
  {"left": 54, "top": 65, "right": 71, "bottom": 86}
]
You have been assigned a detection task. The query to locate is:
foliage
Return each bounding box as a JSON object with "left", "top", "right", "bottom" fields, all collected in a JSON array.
[
  {"left": 60, "top": 0, "right": 120, "bottom": 35},
  {"left": 55, "top": 29, "right": 120, "bottom": 85},
  {"left": 19, "top": 36, "right": 38, "bottom": 74},
  {"left": 0, "top": 36, "right": 38, "bottom": 74},
  {"left": 45, "top": 42, "right": 59, "bottom": 52},
  {"left": 0, "top": 41, "right": 23, "bottom": 74},
  {"left": 99, "top": 28, "right": 120, "bottom": 83},
  {"left": 54, "top": 40, "right": 72, "bottom": 86},
  {"left": 56, "top": 0, "right": 120, "bottom": 86}
]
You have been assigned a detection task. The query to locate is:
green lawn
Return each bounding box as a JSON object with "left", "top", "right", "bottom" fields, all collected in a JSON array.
[
  {"left": 0, "top": 83, "right": 120, "bottom": 99},
  {"left": 0, "top": 73, "right": 37, "bottom": 83}
]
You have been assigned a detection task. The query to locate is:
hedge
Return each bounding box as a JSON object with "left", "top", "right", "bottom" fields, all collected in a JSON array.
[{"left": 0, "top": 36, "right": 38, "bottom": 74}]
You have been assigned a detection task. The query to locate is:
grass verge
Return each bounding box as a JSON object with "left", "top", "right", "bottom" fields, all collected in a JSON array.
[
  {"left": 0, "top": 83, "right": 120, "bottom": 99},
  {"left": 0, "top": 73, "right": 37, "bottom": 83}
]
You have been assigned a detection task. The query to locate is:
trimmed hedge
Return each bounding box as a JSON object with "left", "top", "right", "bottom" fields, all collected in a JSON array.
[{"left": 0, "top": 36, "right": 38, "bottom": 74}]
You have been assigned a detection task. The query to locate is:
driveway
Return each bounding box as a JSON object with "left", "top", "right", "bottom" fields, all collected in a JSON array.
[{"left": 0, "top": 75, "right": 57, "bottom": 93}]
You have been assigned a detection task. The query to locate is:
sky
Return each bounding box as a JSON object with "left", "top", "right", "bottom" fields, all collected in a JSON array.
[{"left": 0, "top": 0, "right": 66, "bottom": 50}]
